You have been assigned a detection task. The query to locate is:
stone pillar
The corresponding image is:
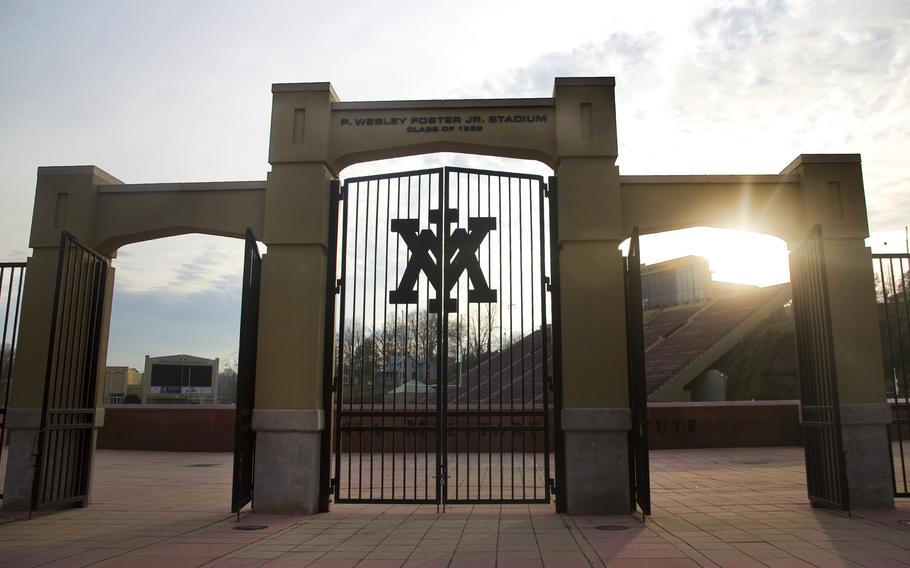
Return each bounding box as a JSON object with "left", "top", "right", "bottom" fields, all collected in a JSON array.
[
  {"left": 553, "top": 77, "right": 631, "bottom": 514},
  {"left": 2, "top": 166, "right": 118, "bottom": 510},
  {"left": 784, "top": 154, "right": 894, "bottom": 509},
  {"left": 251, "top": 83, "right": 337, "bottom": 514}
]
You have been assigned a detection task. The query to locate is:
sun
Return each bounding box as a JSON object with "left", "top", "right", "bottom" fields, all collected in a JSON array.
[{"left": 622, "top": 227, "right": 791, "bottom": 287}]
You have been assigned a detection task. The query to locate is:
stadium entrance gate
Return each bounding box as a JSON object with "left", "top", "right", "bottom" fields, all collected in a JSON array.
[{"left": 322, "top": 167, "right": 563, "bottom": 508}]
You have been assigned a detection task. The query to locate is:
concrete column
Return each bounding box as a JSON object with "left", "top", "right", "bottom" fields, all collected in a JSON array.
[
  {"left": 785, "top": 155, "right": 894, "bottom": 509},
  {"left": 251, "top": 83, "right": 337, "bottom": 514},
  {"left": 2, "top": 166, "right": 118, "bottom": 510},
  {"left": 552, "top": 78, "right": 631, "bottom": 514}
]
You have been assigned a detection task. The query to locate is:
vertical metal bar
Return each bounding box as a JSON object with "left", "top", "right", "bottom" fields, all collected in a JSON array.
[
  {"left": 538, "top": 182, "right": 551, "bottom": 502},
  {"left": 335, "top": 182, "right": 350, "bottom": 503},
  {"left": 348, "top": 181, "right": 361, "bottom": 501},
  {"left": 508, "top": 176, "right": 515, "bottom": 500},
  {"left": 529, "top": 178, "right": 537, "bottom": 500},
  {"left": 359, "top": 180, "right": 371, "bottom": 500},
  {"left": 380, "top": 177, "right": 392, "bottom": 501},
  {"left": 455, "top": 169, "right": 461, "bottom": 502},
  {"left": 548, "top": 177, "right": 567, "bottom": 513},
  {"left": 436, "top": 170, "right": 457, "bottom": 512},
  {"left": 391, "top": 176, "right": 402, "bottom": 501},
  {"left": 320, "top": 183, "right": 341, "bottom": 512},
  {"left": 498, "top": 174, "right": 504, "bottom": 500},
  {"left": 488, "top": 175, "right": 494, "bottom": 502},
  {"left": 518, "top": 177, "right": 526, "bottom": 500},
  {"left": 402, "top": 174, "right": 412, "bottom": 500},
  {"left": 369, "top": 179, "right": 380, "bottom": 500},
  {"left": 476, "top": 172, "right": 482, "bottom": 501},
  {"left": 425, "top": 172, "right": 433, "bottom": 505}
]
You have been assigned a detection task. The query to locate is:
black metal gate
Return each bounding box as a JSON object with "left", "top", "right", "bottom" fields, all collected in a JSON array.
[
  {"left": 325, "top": 167, "right": 561, "bottom": 507},
  {"left": 232, "top": 229, "right": 261, "bottom": 513},
  {"left": 624, "top": 227, "right": 651, "bottom": 516},
  {"left": 790, "top": 224, "right": 850, "bottom": 510},
  {"left": 31, "top": 232, "right": 109, "bottom": 511},
  {"left": 872, "top": 252, "right": 910, "bottom": 498},
  {"left": 1, "top": 261, "right": 26, "bottom": 499}
]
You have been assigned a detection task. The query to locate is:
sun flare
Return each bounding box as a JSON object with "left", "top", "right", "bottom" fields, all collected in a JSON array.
[{"left": 623, "top": 227, "right": 791, "bottom": 288}]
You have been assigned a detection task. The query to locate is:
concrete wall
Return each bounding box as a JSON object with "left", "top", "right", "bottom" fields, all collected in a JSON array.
[
  {"left": 97, "top": 405, "right": 234, "bottom": 452},
  {"left": 94, "top": 401, "right": 815, "bottom": 452}
]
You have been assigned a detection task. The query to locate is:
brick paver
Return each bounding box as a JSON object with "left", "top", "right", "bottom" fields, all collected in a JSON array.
[{"left": 0, "top": 448, "right": 908, "bottom": 566}]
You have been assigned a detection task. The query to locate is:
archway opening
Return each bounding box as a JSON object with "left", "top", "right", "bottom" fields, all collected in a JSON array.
[
  {"left": 95, "top": 232, "right": 260, "bottom": 513},
  {"left": 622, "top": 227, "right": 805, "bottom": 514}
]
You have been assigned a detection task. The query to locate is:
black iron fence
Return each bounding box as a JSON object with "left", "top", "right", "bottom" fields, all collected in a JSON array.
[
  {"left": 872, "top": 252, "right": 910, "bottom": 498},
  {"left": 0, "top": 261, "right": 26, "bottom": 498}
]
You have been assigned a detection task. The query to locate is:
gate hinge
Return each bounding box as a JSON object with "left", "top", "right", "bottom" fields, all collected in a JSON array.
[
  {"left": 543, "top": 276, "right": 551, "bottom": 292},
  {"left": 330, "top": 476, "right": 337, "bottom": 494},
  {"left": 548, "top": 477, "right": 556, "bottom": 494},
  {"left": 546, "top": 375, "right": 554, "bottom": 390},
  {"left": 332, "top": 375, "right": 340, "bottom": 390},
  {"left": 336, "top": 184, "right": 346, "bottom": 201},
  {"left": 335, "top": 278, "right": 342, "bottom": 294}
]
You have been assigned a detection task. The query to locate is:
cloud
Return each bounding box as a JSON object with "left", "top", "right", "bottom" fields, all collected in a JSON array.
[
  {"left": 463, "top": 0, "right": 910, "bottom": 232},
  {"left": 112, "top": 234, "right": 245, "bottom": 297}
]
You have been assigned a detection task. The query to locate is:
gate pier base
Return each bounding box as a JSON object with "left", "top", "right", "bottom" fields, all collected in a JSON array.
[
  {"left": 251, "top": 409, "right": 323, "bottom": 514},
  {"left": 838, "top": 403, "right": 894, "bottom": 509},
  {"left": 562, "top": 408, "right": 631, "bottom": 515},
  {"left": 2, "top": 409, "right": 41, "bottom": 510}
]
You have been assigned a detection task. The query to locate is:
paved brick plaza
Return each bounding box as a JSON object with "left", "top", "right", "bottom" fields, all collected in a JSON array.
[{"left": 1, "top": 448, "right": 909, "bottom": 567}]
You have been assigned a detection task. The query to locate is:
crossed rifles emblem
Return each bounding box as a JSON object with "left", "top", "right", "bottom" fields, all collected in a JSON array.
[{"left": 389, "top": 207, "right": 497, "bottom": 314}]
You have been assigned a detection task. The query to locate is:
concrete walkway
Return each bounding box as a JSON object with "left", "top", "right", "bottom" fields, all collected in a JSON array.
[{"left": 0, "top": 448, "right": 908, "bottom": 567}]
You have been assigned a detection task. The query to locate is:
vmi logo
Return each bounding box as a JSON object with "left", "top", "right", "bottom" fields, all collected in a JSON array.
[{"left": 389, "top": 207, "right": 497, "bottom": 314}]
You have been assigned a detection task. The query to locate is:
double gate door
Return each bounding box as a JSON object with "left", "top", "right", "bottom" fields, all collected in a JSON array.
[{"left": 325, "top": 167, "right": 561, "bottom": 507}]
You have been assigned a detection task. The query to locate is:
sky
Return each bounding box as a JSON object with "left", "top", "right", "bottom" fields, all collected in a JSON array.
[{"left": 0, "top": 0, "right": 908, "bottom": 370}]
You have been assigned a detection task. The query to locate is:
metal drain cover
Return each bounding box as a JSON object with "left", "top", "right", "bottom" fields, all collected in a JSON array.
[
  {"left": 234, "top": 525, "right": 268, "bottom": 531},
  {"left": 595, "top": 524, "right": 630, "bottom": 531}
]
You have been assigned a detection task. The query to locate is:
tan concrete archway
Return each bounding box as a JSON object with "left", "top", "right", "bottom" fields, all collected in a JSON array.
[{"left": 2, "top": 77, "right": 893, "bottom": 514}]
